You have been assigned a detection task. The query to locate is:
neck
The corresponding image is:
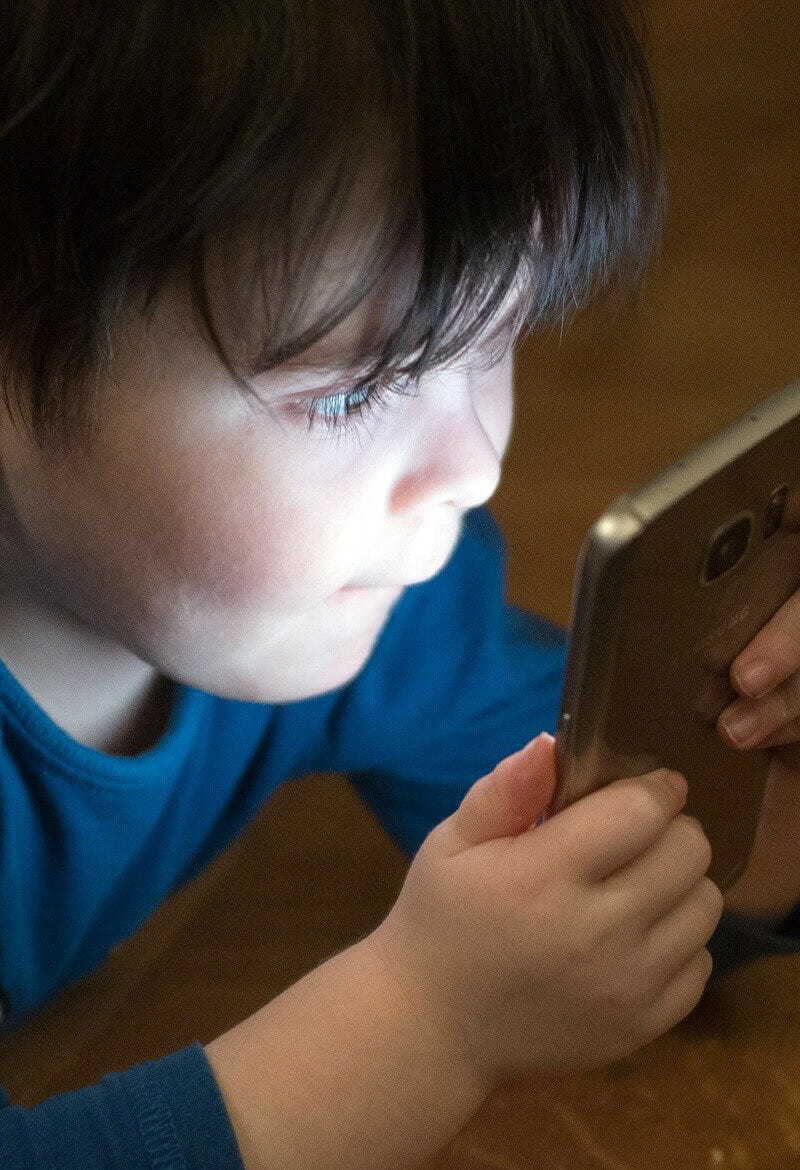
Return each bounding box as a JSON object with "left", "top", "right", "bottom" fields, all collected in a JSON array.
[{"left": 0, "top": 581, "right": 173, "bottom": 756}]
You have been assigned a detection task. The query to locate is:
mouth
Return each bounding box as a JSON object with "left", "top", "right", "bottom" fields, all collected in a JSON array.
[
  {"left": 335, "top": 584, "right": 404, "bottom": 601},
  {"left": 337, "top": 516, "right": 464, "bottom": 601}
]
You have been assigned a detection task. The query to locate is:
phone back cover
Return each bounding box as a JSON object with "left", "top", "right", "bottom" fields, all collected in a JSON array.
[{"left": 554, "top": 380, "right": 800, "bottom": 891}]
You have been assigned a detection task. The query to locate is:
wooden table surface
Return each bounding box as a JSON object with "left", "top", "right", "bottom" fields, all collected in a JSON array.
[{"left": 2, "top": 2, "right": 800, "bottom": 1167}]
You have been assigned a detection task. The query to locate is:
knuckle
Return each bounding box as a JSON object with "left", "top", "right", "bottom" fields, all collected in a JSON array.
[
  {"left": 703, "top": 947, "right": 715, "bottom": 980},
  {"left": 700, "top": 877, "right": 725, "bottom": 928},
  {"left": 564, "top": 909, "right": 603, "bottom": 967},
  {"left": 619, "top": 782, "right": 666, "bottom": 830},
  {"left": 779, "top": 684, "right": 794, "bottom": 725},
  {"left": 593, "top": 971, "right": 641, "bottom": 1019},
  {"left": 566, "top": 935, "right": 596, "bottom": 972},
  {"left": 692, "top": 949, "right": 715, "bottom": 997},
  {"left": 561, "top": 896, "right": 611, "bottom": 968},
  {"left": 678, "top": 814, "right": 713, "bottom": 870},
  {"left": 683, "top": 974, "right": 707, "bottom": 1018},
  {"left": 677, "top": 952, "right": 712, "bottom": 1019},
  {"left": 419, "top": 819, "right": 449, "bottom": 857},
  {"left": 630, "top": 953, "right": 665, "bottom": 1001}
]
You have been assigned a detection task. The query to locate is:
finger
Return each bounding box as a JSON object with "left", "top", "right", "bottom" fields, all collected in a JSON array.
[
  {"left": 597, "top": 814, "right": 712, "bottom": 931},
  {"left": 445, "top": 734, "right": 556, "bottom": 855},
  {"left": 528, "top": 770, "right": 688, "bottom": 885},
  {"left": 643, "top": 878, "right": 723, "bottom": 990},
  {"left": 731, "top": 591, "right": 800, "bottom": 698},
  {"left": 718, "top": 673, "right": 800, "bottom": 749},
  {"left": 643, "top": 948, "right": 714, "bottom": 1041},
  {"left": 763, "top": 742, "right": 800, "bottom": 772},
  {"left": 757, "top": 718, "right": 800, "bottom": 749}
]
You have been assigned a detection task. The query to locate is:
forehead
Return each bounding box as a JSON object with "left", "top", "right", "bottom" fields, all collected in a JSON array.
[{"left": 186, "top": 160, "right": 530, "bottom": 400}]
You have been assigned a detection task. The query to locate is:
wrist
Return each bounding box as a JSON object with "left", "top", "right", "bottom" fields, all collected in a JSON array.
[
  {"left": 206, "top": 933, "right": 491, "bottom": 1170},
  {"left": 364, "top": 924, "right": 496, "bottom": 1100}
]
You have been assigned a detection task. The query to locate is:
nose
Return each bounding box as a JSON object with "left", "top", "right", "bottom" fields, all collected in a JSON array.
[{"left": 391, "top": 375, "right": 506, "bottom": 515}]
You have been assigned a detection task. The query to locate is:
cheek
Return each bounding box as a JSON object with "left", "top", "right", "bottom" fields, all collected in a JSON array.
[
  {"left": 140, "top": 449, "right": 354, "bottom": 611},
  {"left": 471, "top": 350, "right": 515, "bottom": 459},
  {"left": 155, "top": 496, "right": 341, "bottom": 610},
  {"left": 492, "top": 389, "right": 513, "bottom": 458},
  {"left": 58, "top": 388, "right": 380, "bottom": 624},
  {"left": 498, "top": 357, "right": 515, "bottom": 450}
]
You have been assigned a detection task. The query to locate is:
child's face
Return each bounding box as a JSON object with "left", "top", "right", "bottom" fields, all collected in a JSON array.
[{"left": 0, "top": 272, "right": 515, "bottom": 705}]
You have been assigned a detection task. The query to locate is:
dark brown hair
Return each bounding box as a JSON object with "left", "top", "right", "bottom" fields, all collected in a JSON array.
[{"left": 0, "top": 0, "right": 666, "bottom": 457}]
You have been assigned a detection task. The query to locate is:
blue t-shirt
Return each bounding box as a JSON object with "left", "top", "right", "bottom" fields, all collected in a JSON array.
[{"left": 1, "top": 504, "right": 797, "bottom": 1168}]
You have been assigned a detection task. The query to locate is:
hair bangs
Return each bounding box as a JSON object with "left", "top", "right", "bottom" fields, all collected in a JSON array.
[
  {"left": 0, "top": 0, "right": 665, "bottom": 454},
  {"left": 192, "top": 0, "right": 666, "bottom": 415}
]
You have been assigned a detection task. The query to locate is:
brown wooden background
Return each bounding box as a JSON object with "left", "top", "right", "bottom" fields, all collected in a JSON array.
[{"left": 2, "top": 2, "right": 800, "bottom": 1166}]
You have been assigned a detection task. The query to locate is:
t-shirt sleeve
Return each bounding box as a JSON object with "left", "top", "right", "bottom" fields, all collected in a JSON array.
[
  {"left": 322, "top": 505, "right": 569, "bottom": 858},
  {"left": 0, "top": 1043, "right": 245, "bottom": 1169}
]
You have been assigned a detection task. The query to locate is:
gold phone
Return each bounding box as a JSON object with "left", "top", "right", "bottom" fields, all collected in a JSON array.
[{"left": 552, "top": 378, "right": 800, "bottom": 892}]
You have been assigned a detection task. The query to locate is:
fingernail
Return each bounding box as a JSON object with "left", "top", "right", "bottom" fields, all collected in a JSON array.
[
  {"left": 526, "top": 732, "right": 553, "bottom": 751},
  {"left": 720, "top": 707, "right": 761, "bottom": 746},
  {"left": 735, "top": 659, "right": 772, "bottom": 697}
]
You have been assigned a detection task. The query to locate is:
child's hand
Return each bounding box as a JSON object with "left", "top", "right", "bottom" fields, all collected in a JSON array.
[
  {"left": 369, "top": 734, "right": 723, "bottom": 1090},
  {"left": 715, "top": 607, "right": 800, "bottom": 921}
]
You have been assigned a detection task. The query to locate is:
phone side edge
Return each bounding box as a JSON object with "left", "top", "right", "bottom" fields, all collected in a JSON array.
[
  {"left": 622, "top": 378, "right": 800, "bottom": 526},
  {"left": 551, "top": 506, "right": 644, "bottom": 817}
]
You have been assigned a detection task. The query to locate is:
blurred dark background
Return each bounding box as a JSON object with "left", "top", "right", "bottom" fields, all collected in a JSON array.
[{"left": 2, "top": 3, "right": 799, "bottom": 1165}]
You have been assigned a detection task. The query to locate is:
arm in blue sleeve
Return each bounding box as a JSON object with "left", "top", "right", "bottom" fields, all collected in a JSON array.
[
  {"left": 0, "top": 1043, "right": 244, "bottom": 1169},
  {"left": 324, "top": 505, "right": 800, "bottom": 980}
]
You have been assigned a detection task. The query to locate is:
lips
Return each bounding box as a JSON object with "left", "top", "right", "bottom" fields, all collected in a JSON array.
[
  {"left": 341, "top": 517, "right": 464, "bottom": 595},
  {"left": 337, "top": 584, "right": 404, "bottom": 598},
  {"left": 339, "top": 584, "right": 402, "bottom": 592}
]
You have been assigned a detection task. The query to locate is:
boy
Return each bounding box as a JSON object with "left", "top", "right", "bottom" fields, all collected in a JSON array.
[{"left": 1, "top": 1, "right": 799, "bottom": 1166}]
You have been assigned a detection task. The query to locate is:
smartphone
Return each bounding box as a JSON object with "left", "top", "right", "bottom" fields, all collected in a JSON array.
[{"left": 551, "top": 377, "right": 800, "bottom": 892}]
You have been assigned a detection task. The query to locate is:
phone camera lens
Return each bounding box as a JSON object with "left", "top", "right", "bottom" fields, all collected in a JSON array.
[
  {"left": 704, "top": 514, "right": 752, "bottom": 583},
  {"left": 764, "top": 485, "right": 788, "bottom": 539}
]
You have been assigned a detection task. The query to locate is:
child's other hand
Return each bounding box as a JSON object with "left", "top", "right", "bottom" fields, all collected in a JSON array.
[
  {"left": 369, "top": 735, "right": 723, "bottom": 1091},
  {"left": 716, "top": 610, "right": 800, "bottom": 921}
]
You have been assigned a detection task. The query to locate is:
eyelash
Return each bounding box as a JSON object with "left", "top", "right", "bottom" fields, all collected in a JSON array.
[
  {"left": 295, "top": 328, "right": 514, "bottom": 440},
  {"left": 300, "top": 377, "right": 410, "bottom": 438}
]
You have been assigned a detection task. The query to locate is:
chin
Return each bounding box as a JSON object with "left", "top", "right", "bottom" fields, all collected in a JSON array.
[{"left": 236, "top": 634, "right": 379, "bottom": 705}]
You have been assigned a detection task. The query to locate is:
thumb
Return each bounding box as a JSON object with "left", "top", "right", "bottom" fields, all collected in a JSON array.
[{"left": 446, "top": 732, "right": 557, "bottom": 854}]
